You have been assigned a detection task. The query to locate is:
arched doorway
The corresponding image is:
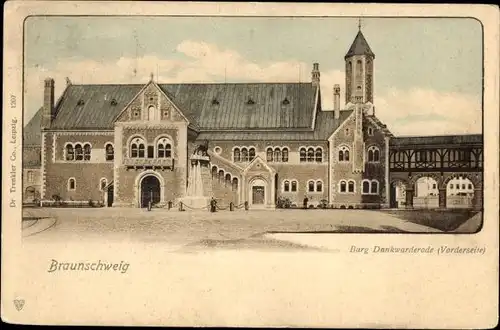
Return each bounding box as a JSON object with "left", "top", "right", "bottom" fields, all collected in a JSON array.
[
  {"left": 25, "top": 186, "right": 36, "bottom": 202},
  {"left": 390, "top": 181, "right": 407, "bottom": 209},
  {"left": 250, "top": 178, "right": 267, "bottom": 206},
  {"left": 140, "top": 175, "right": 161, "bottom": 208},
  {"left": 413, "top": 176, "right": 439, "bottom": 209},
  {"left": 445, "top": 176, "right": 474, "bottom": 209}
]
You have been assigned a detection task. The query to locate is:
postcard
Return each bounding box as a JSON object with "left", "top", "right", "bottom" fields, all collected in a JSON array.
[{"left": 2, "top": 2, "right": 499, "bottom": 327}]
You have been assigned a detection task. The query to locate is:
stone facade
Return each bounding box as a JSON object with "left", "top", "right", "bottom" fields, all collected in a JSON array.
[{"left": 23, "top": 28, "right": 481, "bottom": 211}]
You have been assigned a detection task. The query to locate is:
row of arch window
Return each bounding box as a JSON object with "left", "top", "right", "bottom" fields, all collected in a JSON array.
[
  {"left": 67, "top": 178, "right": 109, "bottom": 191},
  {"left": 338, "top": 146, "right": 380, "bottom": 162},
  {"left": 282, "top": 180, "right": 324, "bottom": 193},
  {"left": 361, "top": 180, "right": 379, "bottom": 195},
  {"left": 129, "top": 136, "right": 173, "bottom": 159},
  {"left": 233, "top": 147, "right": 256, "bottom": 163},
  {"left": 299, "top": 147, "right": 323, "bottom": 163},
  {"left": 338, "top": 179, "right": 380, "bottom": 194},
  {"left": 267, "top": 147, "right": 289, "bottom": 163},
  {"left": 211, "top": 166, "right": 239, "bottom": 191},
  {"left": 64, "top": 143, "right": 92, "bottom": 161}
]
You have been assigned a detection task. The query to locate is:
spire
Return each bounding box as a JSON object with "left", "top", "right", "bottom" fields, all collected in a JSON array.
[{"left": 345, "top": 25, "right": 375, "bottom": 59}]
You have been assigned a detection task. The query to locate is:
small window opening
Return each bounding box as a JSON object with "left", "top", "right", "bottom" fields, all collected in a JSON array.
[
  {"left": 282, "top": 97, "right": 290, "bottom": 105},
  {"left": 110, "top": 98, "right": 118, "bottom": 106},
  {"left": 77, "top": 99, "right": 85, "bottom": 106},
  {"left": 211, "top": 98, "right": 220, "bottom": 105},
  {"left": 246, "top": 97, "right": 255, "bottom": 105}
]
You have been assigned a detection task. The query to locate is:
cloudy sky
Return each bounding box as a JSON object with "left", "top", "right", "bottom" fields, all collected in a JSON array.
[{"left": 24, "top": 16, "right": 482, "bottom": 136}]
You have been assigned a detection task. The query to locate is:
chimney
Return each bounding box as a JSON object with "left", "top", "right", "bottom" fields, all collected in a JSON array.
[
  {"left": 333, "top": 84, "right": 341, "bottom": 119},
  {"left": 41, "top": 78, "right": 55, "bottom": 128},
  {"left": 311, "top": 62, "right": 320, "bottom": 88}
]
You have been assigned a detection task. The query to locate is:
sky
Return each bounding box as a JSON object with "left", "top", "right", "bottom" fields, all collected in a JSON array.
[{"left": 23, "top": 16, "right": 483, "bottom": 136}]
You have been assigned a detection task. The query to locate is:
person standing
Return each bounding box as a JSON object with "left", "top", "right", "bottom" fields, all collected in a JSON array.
[{"left": 303, "top": 196, "right": 309, "bottom": 209}]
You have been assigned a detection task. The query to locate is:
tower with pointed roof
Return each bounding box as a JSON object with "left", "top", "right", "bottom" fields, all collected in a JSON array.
[{"left": 345, "top": 23, "right": 375, "bottom": 104}]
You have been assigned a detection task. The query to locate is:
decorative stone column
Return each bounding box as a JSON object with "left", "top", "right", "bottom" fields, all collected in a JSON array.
[
  {"left": 405, "top": 189, "right": 414, "bottom": 209},
  {"left": 472, "top": 188, "right": 483, "bottom": 211},
  {"left": 438, "top": 188, "right": 447, "bottom": 209}
]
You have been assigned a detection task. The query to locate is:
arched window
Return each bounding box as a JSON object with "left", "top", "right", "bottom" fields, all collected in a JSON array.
[
  {"left": 315, "top": 148, "right": 322, "bottom": 162},
  {"left": 100, "top": 178, "right": 107, "bottom": 191},
  {"left": 368, "top": 146, "right": 380, "bottom": 162},
  {"left": 300, "top": 148, "right": 306, "bottom": 162},
  {"left": 339, "top": 146, "right": 350, "bottom": 162},
  {"left": 65, "top": 144, "right": 74, "bottom": 161},
  {"left": 371, "top": 180, "right": 379, "bottom": 194},
  {"left": 316, "top": 180, "right": 323, "bottom": 192},
  {"left": 291, "top": 180, "right": 297, "bottom": 192},
  {"left": 282, "top": 148, "right": 289, "bottom": 162},
  {"left": 340, "top": 180, "right": 347, "bottom": 193},
  {"left": 274, "top": 148, "right": 282, "bottom": 162},
  {"left": 27, "top": 171, "right": 34, "bottom": 183},
  {"left": 157, "top": 137, "right": 172, "bottom": 158},
  {"left": 249, "top": 148, "right": 256, "bottom": 161},
  {"left": 308, "top": 180, "right": 315, "bottom": 192},
  {"left": 148, "top": 105, "right": 157, "bottom": 121},
  {"left": 68, "top": 178, "right": 76, "bottom": 191},
  {"left": 362, "top": 180, "right": 370, "bottom": 194},
  {"left": 232, "top": 178, "right": 238, "bottom": 191},
  {"left": 225, "top": 173, "right": 232, "bottom": 187},
  {"left": 367, "top": 127, "right": 374, "bottom": 136},
  {"left": 241, "top": 148, "right": 249, "bottom": 162},
  {"left": 307, "top": 148, "right": 314, "bottom": 162},
  {"left": 233, "top": 148, "right": 241, "bottom": 162},
  {"left": 105, "top": 143, "right": 114, "bottom": 161},
  {"left": 75, "top": 144, "right": 83, "bottom": 161},
  {"left": 211, "top": 166, "right": 217, "bottom": 179},
  {"left": 266, "top": 148, "right": 273, "bottom": 162},
  {"left": 283, "top": 180, "right": 290, "bottom": 192},
  {"left": 348, "top": 180, "right": 355, "bottom": 193},
  {"left": 130, "top": 137, "right": 145, "bottom": 158},
  {"left": 83, "top": 143, "right": 91, "bottom": 161},
  {"left": 357, "top": 59, "right": 363, "bottom": 76},
  {"left": 218, "top": 170, "right": 224, "bottom": 184}
]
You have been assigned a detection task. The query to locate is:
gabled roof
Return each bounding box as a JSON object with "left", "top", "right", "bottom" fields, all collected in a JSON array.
[
  {"left": 196, "top": 110, "right": 353, "bottom": 141},
  {"left": 345, "top": 30, "right": 375, "bottom": 59},
  {"left": 49, "top": 82, "right": 317, "bottom": 130},
  {"left": 23, "top": 107, "right": 43, "bottom": 146}
]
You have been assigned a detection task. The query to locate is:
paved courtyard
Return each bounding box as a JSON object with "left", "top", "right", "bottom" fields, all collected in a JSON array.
[{"left": 23, "top": 207, "right": 441, "bottom": 250}]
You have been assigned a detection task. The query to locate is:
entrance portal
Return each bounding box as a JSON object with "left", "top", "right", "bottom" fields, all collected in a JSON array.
[
  {"left": 140, "top": 175, "right": 161, "bottom": 208},
  {"left": 252, "top": 186, "right": 265, "bottom": 205}
]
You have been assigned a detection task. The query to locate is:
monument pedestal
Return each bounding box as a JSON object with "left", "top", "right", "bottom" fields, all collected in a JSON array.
[{"left": 179, "top": 153, "right": 212, "bottom": 210}]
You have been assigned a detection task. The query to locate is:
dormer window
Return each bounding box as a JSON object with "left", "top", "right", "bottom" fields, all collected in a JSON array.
[
  {"left": 282, "top": 97, "right": 290, "bottom": 105},
  {"left": 110, "top": 98, "right": 118, "bottom": 106},
  {"left": 246, "top": 97, "right": 255, "bottom": 105},
  {"left": 211, "top": 98, "right": 220, "bottom": 105},
  {"left": 77, "top": 99, "right": 85, "bottom": 106}
]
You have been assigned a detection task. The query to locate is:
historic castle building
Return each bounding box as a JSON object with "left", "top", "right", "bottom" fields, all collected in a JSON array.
[{"left": 22, "top": 29, "right": 483, "bottom": 210}]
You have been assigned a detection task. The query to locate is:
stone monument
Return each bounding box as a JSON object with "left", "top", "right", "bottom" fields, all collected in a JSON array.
[{"left": 179, "top": 140, "right": 212, "bottom": 209}]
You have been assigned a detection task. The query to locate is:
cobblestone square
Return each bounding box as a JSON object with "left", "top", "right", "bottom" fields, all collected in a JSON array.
[{"left": 23, "top": 208, "right": 444, "bottom": 250}]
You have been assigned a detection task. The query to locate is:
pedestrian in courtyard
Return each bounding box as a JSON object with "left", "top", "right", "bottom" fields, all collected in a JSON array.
[
  {"left": 210, "top": 197, "right": 217, "bottom": 213},
  {"left": 303, "top": 196, "right": 309, "bottom": 209}
]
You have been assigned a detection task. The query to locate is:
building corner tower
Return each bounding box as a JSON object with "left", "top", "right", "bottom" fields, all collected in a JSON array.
[{"left": 344, "top": 24, "right": 375, "bottom": 104}]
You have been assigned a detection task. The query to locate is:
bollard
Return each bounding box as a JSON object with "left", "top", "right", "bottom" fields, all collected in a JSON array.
[
  {"left": 179, "top": 201, "right": 184, "bottom": 211},
  {"left": 229, "top": 202, "right": 234, "bottom": 211},
  {"left": 168, "top": 201, "right": 172, "bottom": 210},
  {"left": 244, "top": 201, "right": 249, "bottom": 211}
]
